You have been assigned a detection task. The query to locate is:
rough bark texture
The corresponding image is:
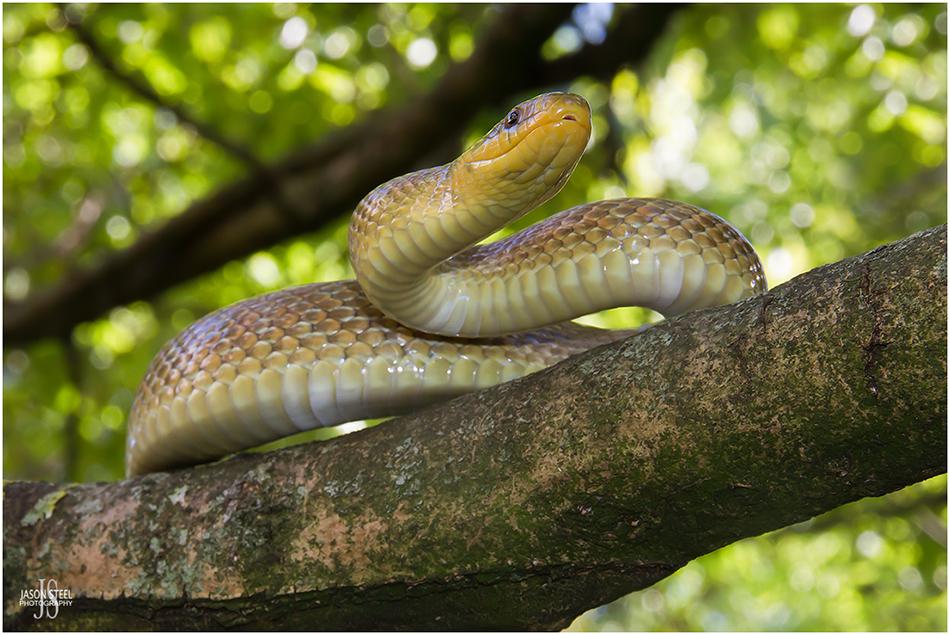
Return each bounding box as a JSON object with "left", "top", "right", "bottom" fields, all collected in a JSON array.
[
  {"left": 3, "top": 226, "right": 946, "bottom": 631},
  {"left": 3, "top": 3, "right": 683, "bottom": 345}
]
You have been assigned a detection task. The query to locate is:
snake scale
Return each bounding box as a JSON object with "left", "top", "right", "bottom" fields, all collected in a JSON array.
[{"left": 126, "top": 93, "right": 766, "bottom": 476}]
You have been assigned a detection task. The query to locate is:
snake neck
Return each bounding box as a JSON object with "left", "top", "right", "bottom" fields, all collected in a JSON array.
[
  {"left": 350, "top": 159, "right": 550, "bottom": 325},
  {"left": 349, "top": 95, "right": 595, "bottom": 338},
  {"left": 349, "top": 131, "right": 591, "bottom": 338}
]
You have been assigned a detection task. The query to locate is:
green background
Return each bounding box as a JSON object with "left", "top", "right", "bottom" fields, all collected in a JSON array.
[{"left": 3, "top": 3, "right": 946, "bottom": 630}]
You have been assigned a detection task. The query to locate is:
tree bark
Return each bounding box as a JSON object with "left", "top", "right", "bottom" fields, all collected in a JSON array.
[
  {"left": 3, "top": 4, "right": 683, "bottom": 345},
  {"left": 3, "top": 226, "right": 946, "bottom": 631}
]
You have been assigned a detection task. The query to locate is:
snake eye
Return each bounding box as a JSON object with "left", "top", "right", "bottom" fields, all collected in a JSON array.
[{"left": 504, "top": 109, "right": 520, "bottom": 129}]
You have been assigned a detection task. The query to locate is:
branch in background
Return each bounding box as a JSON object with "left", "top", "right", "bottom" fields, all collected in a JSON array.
[
  {"left": 864, "top": 163, "right": 947, "bottom": 218},
  {"left": 540, "top": 4, "right": 685, "bottom": 84},
  {"left": 62, "top": 9, "right": 261, "bottom": 170},
  {"left": 60, "top": 6, "right": 310, "bottom": 226},
  {"left": 4, "top": 4, "right": 683, "bottom": 344},
  {"left": 2, "top": 195, "right": 103, "bottom": 273},
  {"left": 4, "top": 227, "right": 945, "bottom": 630},
  {"left": 914, "top": 507, "right": 947, "bottom": 548},
  {"left": 602, "top": 101, "right": 630, "bottom": 186},
  {"left": 60, "top": 335, "right": 83, "bottom": 482}
]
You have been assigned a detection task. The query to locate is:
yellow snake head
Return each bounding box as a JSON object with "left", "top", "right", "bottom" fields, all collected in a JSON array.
[{"left": 455, "top": 92, "right": 592, "bottom": 211}]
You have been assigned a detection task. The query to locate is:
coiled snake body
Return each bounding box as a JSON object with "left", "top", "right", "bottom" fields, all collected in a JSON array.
[{"left": 127, "top": 93, "right": 766, "bottom": 476}]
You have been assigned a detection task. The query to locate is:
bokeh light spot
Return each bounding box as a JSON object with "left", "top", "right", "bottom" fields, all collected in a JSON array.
[
  {"left": 406, "top": 37, "right": 437, "bottom": 68},
  {"left": 279, "top": 16, "right": 308, "bottom": 49}
]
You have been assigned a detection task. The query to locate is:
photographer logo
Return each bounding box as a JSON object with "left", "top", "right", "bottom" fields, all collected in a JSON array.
[{"left": 19, "top": 578, "right": 73, "bottom": 619}]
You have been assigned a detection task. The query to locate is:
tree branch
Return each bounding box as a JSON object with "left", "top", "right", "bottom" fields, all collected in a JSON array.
[
  {"left": 541, "top": 3, "right": 682, "bottom": 84},
  {"left": 4, "top": 4, "right": 684, "bottom": 344},
  {"left": 61, "top": 6, "right": 313, "bottom": 228},
  {"left": 4, "top": 226, "right": 945, "bottom": 630},
  {"left": 62, "top": 9, "right": 262, "bottom": 170},
  {"left": 2, "top": 194, "right": 104, "bottom": 273}
]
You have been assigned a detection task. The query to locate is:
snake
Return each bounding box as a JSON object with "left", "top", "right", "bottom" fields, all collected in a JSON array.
[{"left": 126, "top": 92, "right": 766, "bottom": 476}]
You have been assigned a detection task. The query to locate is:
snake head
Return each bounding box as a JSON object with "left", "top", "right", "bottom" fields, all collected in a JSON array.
[{"left": 456, "top": 92, "right": 592, "bottom": 210}]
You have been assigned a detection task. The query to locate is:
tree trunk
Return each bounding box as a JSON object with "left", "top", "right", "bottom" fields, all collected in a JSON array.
[{"left": 4, "top": 226, "right": 946, "bottom": 631}]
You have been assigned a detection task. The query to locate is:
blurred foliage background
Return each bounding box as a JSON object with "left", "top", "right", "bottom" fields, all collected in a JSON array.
[{"left": 3, "top": 3, "right": 946, "bottom": 630}]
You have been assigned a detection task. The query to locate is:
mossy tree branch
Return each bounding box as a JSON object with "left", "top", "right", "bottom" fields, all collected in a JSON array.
[{"left": 3, "top": 226, "right": 946, "bottom": 630}]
